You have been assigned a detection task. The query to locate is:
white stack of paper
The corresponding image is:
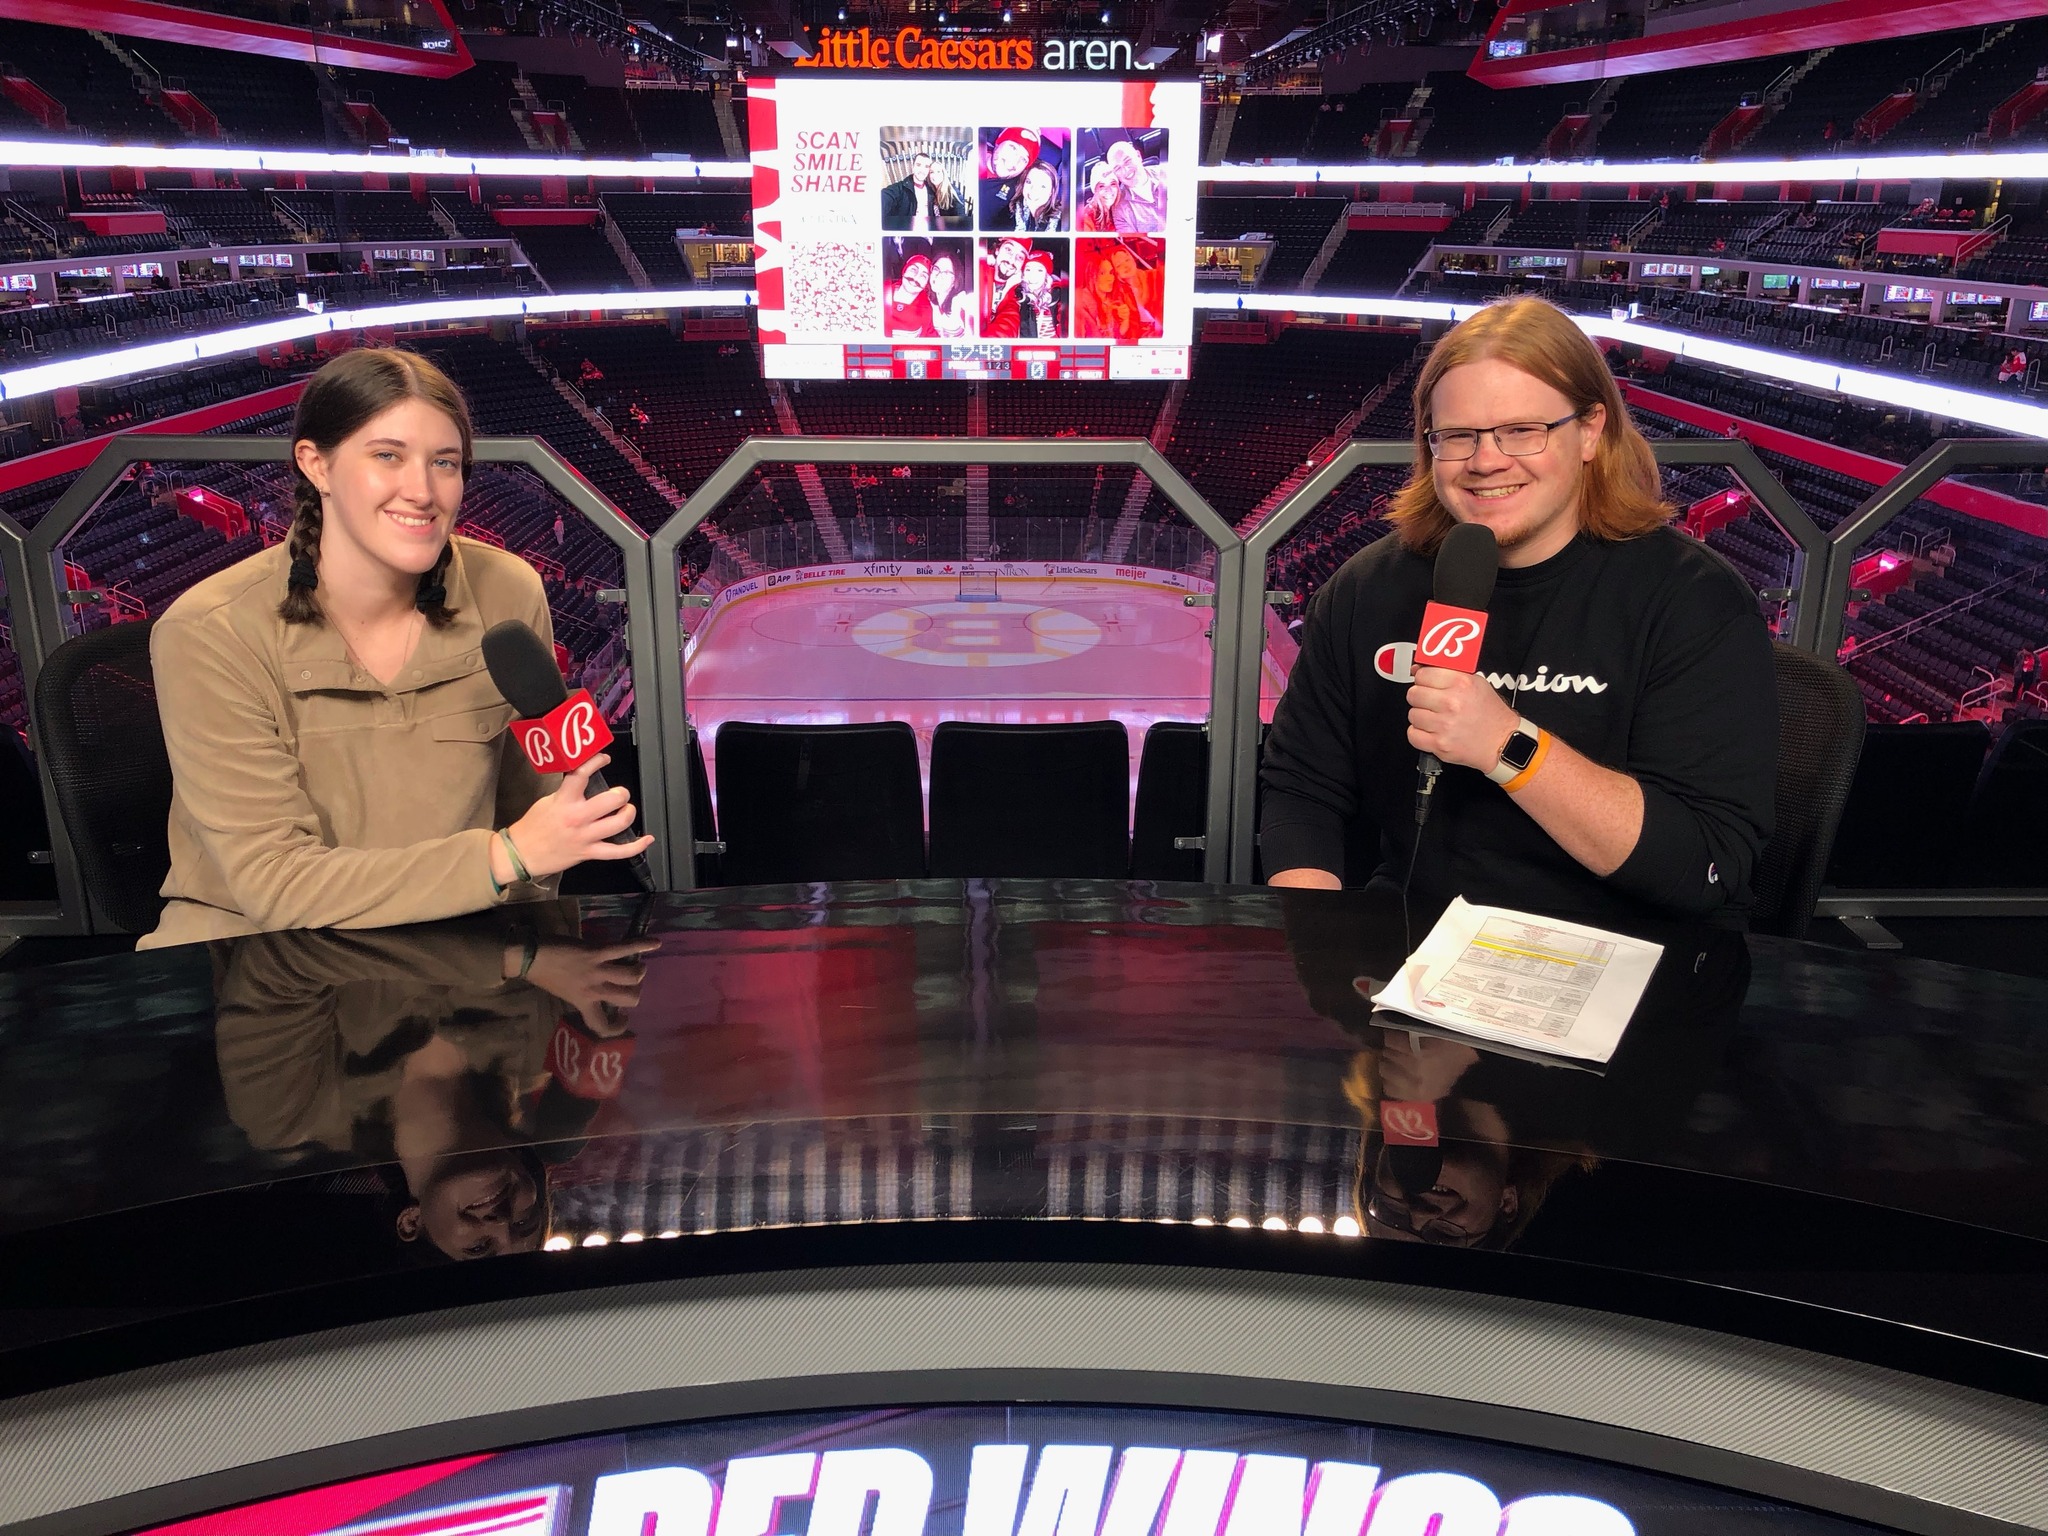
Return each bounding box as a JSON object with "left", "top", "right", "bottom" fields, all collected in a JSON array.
[{"left": 1370, "top": 897, "right": 1665, "bottom": 1065}]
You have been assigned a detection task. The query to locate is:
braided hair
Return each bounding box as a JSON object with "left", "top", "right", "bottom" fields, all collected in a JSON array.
[{"left": 279, "top": 346, "right": 472, "bottom": 628}]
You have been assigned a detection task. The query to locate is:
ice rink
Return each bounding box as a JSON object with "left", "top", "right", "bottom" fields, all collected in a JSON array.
[{"left": 683, "top": 563, "right": 1290, "bottom": 794}]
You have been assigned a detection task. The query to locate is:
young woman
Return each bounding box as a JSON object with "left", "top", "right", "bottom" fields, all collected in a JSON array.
[
  {"left": 1005, "top": 161, "right": 1065, "bottom": 232},
  {"left": 139, "top": 346, "right": 652, "bottom": 949},
  {"left": 927, "top": 253, "right": 974, "bottom": 339}
]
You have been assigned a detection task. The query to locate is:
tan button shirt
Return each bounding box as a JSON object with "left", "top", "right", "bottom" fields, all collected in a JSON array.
[
  {"left": 139, "top": 536, "right": 563, "bottom": 950},
  {"left": 208, "top": 907, "right": 581, "bottom": 1157}
]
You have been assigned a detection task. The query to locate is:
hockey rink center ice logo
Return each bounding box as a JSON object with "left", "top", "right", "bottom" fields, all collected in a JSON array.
[{"left": 583, "top": 1443, "right": 1636, "bottom": 1536}]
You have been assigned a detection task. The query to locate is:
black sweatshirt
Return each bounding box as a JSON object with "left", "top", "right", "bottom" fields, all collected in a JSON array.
[{"left": 1260, "top": 527, "right": 1777, "bottom": 928}]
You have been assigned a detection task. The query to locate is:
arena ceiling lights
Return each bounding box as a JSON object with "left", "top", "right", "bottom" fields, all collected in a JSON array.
[
  {"left": 8, "top": 283, "right": 2044, "bottom": 442},
  {"left": 1204, "top": 293, "right": 2048, "bottom": 439},
  {"left": 0, "top": 289, "right": 754, "bottom": 401},
  {"left": 1205, "top": 150, "right": 2048, "bottom": 186},
  {"left": 0, "top": 139, "right": 751, "bottom": 180},
  {"left": 9, "top": 137, "right": 2048, "bottom": 184}
]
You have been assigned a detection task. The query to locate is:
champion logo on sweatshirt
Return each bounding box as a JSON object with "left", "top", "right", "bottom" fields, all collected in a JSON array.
[{"left": 1372, "top": 640, "right": 1609, "bottom": 694}]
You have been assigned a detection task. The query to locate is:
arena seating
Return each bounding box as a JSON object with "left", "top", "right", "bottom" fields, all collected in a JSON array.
[
  {"left": 512, "top": 221, "right": 635, "bottom": 292},
  {"left": 1438, "top": 201, "right": 1514, "bottom": 244},
  {"left": 1303, "top": 82, "right": 1417, "bottom": 159},
  {"left": 332, "top": 61, "right": 525, "bottom": 153},
  {"left": 428, "top": 197, "right": 504, "bottom": 239},
  {"left": 1495, "top": 199, "right": 1658, "bottom": 250},
  {"left": 1963, "top": 213, "right": 2048, "bottom": 286},
  {"left": 144, "top": 187, "right": 305, "bottom": 247},
  {"left": 1632, "top": 201, "right": 1784, "bottom": 256},
  {"left": 528, "top": 323, "right": 778, "bottom": 500},
  {"left": 0, "top": 20, "right": 179, "bottom": 142},
  {"left": 1197, "top": 196, "right": 1346, "bottom": 289},
  {"left": 1410, "top": 74, "right": 1583, "bottom": 162},
  {"left": 418, "top": 331, "right": 677, "bottom": 533},
  {"left": 1, "top": 280, "right": 303, "bottom": 363},
  {"left": 125, "top": 38, "right": 330, "bottom": 147},
  {"left": 76, "top": 356, "right": 291, "bottom": 435},
  {"left": 1315, "top": 230, "right": 1433, "bottom": 294},
  {"left": 619, "top": 86, "right": 728, "bottom": 158},
  {"left": 528, "top": 73, "right": 644, "bottom": 156},
  {"left": 1747, "top": 33, "right": 1968, "bottom": 154},
  {"left": 1224, "top": 94, "right": 1322, "bottom": 160},
  {"left": 602, "top": 192, "right": 752, "bottom": 283},
  {"left": 1596, "top": 61, "right": 1787, "bottom": 161},
  {"left": 1881, "top": 20, "right": 2048, "bottom": 150},
  {"left": 1167, "top": 329, "right": 1411, "bottom": 524}
]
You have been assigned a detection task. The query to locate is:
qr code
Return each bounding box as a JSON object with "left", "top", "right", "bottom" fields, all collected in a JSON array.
[{"left": 786, "top": 240, "right": 881, "bottom": 336}]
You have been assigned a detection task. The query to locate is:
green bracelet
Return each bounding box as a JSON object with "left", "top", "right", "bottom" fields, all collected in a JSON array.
[{"left": 498, "top": 828, "right": 533, "bottom": 885}]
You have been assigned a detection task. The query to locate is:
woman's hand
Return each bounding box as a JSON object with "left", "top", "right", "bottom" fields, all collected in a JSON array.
[
  {"left": 498, "top": 754, "right": 655, "bottom": 883},
  {"left": 513, "top": 938, "right": 658, "bottom": 1033}
]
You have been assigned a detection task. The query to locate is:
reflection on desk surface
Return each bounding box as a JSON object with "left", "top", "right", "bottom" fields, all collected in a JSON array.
[{"left": 0, "top": 881, "right": 2044, "bottom": 1361}]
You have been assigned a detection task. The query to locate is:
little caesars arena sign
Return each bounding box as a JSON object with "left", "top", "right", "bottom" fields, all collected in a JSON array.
[{"left": 793, "top": 25, "right": 1157, "bottom": 71}]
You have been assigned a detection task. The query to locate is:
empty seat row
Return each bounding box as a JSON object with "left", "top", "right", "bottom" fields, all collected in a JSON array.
[{"left": 702, "top": 719, "right": 1218, "bottom": 885}]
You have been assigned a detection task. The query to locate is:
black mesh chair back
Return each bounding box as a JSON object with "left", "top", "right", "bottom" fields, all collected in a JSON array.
[
  {"left": 0, "top": 727, "right": 57, "bottom": 902},
  {"left": 30, "top": 619, "right": 172, "bottom": 934},
  {"left": 928, "top": 720, "right": 1129, "bottom": 878},
  {"left": 1824, "top": 721, "right": 1988, "bottom": 889},
  {"left": 1957, "top": 720, "right": 2048, "bottom": 888},
  {"left": 688, "top": 727, "right": 721, "bottom": 887},
  {"left": 714, "top": 721, "right": 925, "bottom": 885},
  {"left": 1751, "top": 642, "right": 1865, "bottom": 940},
  {"left": 1130, "top": 721, "right": 1208, "bottom": 881}
]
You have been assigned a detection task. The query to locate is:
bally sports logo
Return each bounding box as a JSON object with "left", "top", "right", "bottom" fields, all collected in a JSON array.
[
  {"left": 1414, "top": 601, "right": 1488, "bottom": 674},
  {"left": 513, "top": 691, "right": 614, "bottom": 774}
]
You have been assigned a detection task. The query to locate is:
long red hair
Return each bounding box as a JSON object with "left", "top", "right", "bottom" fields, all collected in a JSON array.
[{"left": 1388, "top": 296, "right": 1670, "bottom": 555}]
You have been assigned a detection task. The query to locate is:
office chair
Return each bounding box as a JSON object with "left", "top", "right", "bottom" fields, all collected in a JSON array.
[{"left": 31, "top": 619, "right": 172, "bottom": 934}]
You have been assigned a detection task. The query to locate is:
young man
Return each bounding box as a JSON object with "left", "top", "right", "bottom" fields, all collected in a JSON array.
[
  {"left": 880, "top": 152, "right": 963, "bottom": 233},
  {"left": 1261, "top": 297, "right": 1777, "bottom": 928},
  {"left": 1105, "top": 139, "right": 1167, "bottom": 233},
  {"left": 883, "top": 250, "right": 935, "bottom": 337}
]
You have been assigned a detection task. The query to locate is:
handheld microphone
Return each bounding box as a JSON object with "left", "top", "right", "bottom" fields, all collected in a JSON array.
[
  {"left": 482, "top": 619, "right": 655, "bottom": 892},
  {"left": 1413, "top": 522, "right": 1500, "bottom": 826}
]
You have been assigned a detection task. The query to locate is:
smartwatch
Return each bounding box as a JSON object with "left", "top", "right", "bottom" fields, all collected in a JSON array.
[{"left": 1486, "top": 717, "right": 1543, "bottom": 785}]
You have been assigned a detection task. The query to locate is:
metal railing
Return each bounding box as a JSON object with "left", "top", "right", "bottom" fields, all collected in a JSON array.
[{"left": 4, "top": 430, "right": 2048, "bottom": 932}]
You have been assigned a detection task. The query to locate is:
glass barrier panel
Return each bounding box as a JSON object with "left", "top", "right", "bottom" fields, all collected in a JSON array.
[
  {"left": 1833, "top": 466, "right": 2048, "bottom": 732},
  {"left": 674, "top": 459, "right": 1220, "bottom": 831},
  {"left": 1633, "top": 416, "right": 1805, "bottom": 641},
  {"left": 1821, "top": 460, "right": 2048, "bottom": 893}
]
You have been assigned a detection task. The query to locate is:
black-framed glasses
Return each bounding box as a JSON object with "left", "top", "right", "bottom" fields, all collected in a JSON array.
[
  {"left": 1425, "top": 412, "right": 1585, "bottom": 462},
  {"left": 1365, "top": 1181, "right": 1487, "bottom": 1245}
]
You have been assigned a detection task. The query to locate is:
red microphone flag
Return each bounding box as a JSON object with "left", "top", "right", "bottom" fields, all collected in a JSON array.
[
  {"left": 1380, "top": 1100, "right": 1441, "bottom": 1147},
  {"left": 1414, "top": 601, "right": 1489, "bottom": 673},
  {"left": 548, "top": 1020, "right": 634, "bottom": 1099},
  {"left": 511, "top": 689, "right": 614, "bottom": 774}
]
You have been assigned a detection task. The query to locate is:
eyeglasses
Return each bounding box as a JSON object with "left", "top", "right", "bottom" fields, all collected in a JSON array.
[
  {"left": 1365, "top": 1183, "right": 1486, "bottom": 1244},
  {"left": 1425, "top": 411, "right": 1585, "bottom": 462}
]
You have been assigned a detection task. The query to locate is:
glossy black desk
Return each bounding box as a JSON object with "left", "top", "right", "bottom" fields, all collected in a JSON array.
[{"left": 0, "top": 882, "right": 2044, "bottom": 1536}]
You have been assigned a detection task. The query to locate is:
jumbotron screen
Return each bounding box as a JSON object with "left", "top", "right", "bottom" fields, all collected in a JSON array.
[
  {"left": 129, "top": 1403, "right": 1897, "bottom": 1536},
  {"left": 748, "top": 71, "right": 1200, "bottom": 380}
]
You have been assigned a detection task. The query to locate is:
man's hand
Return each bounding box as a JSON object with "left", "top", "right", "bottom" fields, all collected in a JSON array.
[
  {"left": 1371, "top": 1025, "right": 1481, "bottom": 1102},
  {"left": 1407, "top": 666, "right": 1519, "bottom": 772}
]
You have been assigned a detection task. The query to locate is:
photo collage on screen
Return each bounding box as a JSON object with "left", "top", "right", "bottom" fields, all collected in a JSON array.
[{"left": 876, "top": 123, "right": 1169, "bottom": 345}]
